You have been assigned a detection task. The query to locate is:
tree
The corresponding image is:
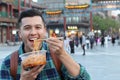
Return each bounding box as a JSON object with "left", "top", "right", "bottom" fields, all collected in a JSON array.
[{"left": 93, "top": 15, "right": 120, "bottom": 35}]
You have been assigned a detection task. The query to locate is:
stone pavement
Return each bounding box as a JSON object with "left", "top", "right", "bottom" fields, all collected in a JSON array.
[{"left": 0, "top": 41, "right": 120, "bottom": 80}]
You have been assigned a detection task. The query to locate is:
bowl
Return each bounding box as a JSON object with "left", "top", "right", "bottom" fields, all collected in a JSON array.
[{"left": 20, "top": 50, "right": 47, "bottom": 70}]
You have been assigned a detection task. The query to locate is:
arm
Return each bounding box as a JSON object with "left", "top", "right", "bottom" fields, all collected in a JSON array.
[
  {"left": 0, "top": 60, "right": 13, "bottom": 80},
  {"left": 57, "top": 50, "right": 80, "bottom": 77},
  {"left": 46, "top": 38, "right": 91, "bottom": 79}
]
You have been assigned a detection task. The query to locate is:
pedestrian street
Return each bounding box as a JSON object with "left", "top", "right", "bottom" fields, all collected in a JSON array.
[{"left": 0, "top": 41, "right": 120, "bottom": 80}]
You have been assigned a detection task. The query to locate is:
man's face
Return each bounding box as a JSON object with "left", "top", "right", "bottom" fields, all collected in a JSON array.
[{"left": 19, "top": 16, "right": 46, "bottom": 52}]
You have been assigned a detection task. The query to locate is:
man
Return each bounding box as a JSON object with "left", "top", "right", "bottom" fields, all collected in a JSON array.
[
  {"left": 0, "top": 9, "right": 91, "bottom": 80},
  {"left": 69, "top": 34, "right": 75, "bottom": 54},
  {"left": 81, "top": 33, "right": 86, "bottom": 56}
]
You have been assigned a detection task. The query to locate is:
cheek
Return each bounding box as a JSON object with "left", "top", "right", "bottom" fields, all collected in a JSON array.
[
  {"left": 19, "top": 31, "right": 28, "bottom": 40},
  {"left": 40, "top": 30, "right": 46, "bottom": 37}
]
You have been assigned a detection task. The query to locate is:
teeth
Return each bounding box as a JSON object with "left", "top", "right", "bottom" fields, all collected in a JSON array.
[{"left": 29, "top": 38, "right": 38, "bottom": 40}]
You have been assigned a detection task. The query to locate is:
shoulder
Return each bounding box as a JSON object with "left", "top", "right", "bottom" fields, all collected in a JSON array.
[{"left": 1, "top": 53, "right": 12, "bottom": 70}]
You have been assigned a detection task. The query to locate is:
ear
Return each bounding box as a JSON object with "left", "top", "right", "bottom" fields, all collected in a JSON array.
[
  {"left": 18, "top": 30, "right": 22, "bottom": 39},
  {"left": 44, "top": 27, "right": 48, "bottom": 38}
]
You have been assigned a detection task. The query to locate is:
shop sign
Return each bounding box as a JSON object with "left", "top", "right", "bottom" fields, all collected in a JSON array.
[
  {"left": 2, "top": 0, "right": 14, "bottom": 3},
  {"left": 67, "top": 26, "right": 78, "bottom": 30}
]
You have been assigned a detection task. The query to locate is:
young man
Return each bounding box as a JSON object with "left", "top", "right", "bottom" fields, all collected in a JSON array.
[
  {"left": 81, "top": 33, "right": 86, "bottom": 56},
  {"left": 0, "top": 9, "right": 91, "bottom": 80}
]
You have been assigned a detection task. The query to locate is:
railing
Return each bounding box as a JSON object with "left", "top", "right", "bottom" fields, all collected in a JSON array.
[
  {"left": 0, "top": 12, "right": 8, "bottom": 17},
  {"left": 0, "top": 17, "right": 17, "bottom": 23}
]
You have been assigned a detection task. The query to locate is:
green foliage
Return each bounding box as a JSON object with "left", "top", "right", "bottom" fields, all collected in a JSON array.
[{"left": 93, "top": 15, "right": 120, "bottom": 32}]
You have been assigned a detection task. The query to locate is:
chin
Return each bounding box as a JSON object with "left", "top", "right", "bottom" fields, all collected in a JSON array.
[{"left": 25, "top": 45, "right": 33, "bottom": 52}]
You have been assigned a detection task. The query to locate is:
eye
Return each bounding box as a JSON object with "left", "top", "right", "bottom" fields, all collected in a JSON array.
[
  {"left": 35, "top": 25, "right": 43, "bottom": 29},
  {"left": 24, "top": 25, "right": 31, "bottom": 30}
]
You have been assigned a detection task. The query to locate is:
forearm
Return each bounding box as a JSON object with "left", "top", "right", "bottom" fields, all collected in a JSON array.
[{"left": 58, "top": 51, "right": 80, "bottom": 77}]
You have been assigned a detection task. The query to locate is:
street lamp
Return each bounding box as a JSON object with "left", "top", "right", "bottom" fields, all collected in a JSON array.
[{"left": 12, "top": 30, "right": 17, "bottom": 35}]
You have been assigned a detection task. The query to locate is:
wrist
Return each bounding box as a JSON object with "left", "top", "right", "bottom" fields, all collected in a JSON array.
[
  {"left": 57, "top": 50, "right": 68, "bottom": 59},
  {"left": 20, "top": 76, "right": 25, "bottom": 80}
]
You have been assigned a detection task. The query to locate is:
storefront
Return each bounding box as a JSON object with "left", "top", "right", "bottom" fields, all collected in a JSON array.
[
  {"left": 46, "top": 23, "right": 89, "bottom": 38},
  {"left": 47, "top": 24, "right": 64, "bottom": 37},
  {"left": 66, "top": 24, "right": 90, "bottom": 37}
]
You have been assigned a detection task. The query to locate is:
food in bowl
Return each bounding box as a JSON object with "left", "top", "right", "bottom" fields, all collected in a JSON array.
[{"left": 20, "top": 50, "right": 46, "bottom": 70}]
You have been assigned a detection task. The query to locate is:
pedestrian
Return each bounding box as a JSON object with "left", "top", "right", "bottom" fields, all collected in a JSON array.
[
  {"left": 75, "top": 33, "right": 79, "bottom": 47},
  {"left": 15, "top": 31, "right": 19, "bottom": 45},
  {"left": 69, "top": 35, "right": 75, "bottom": 54},
  {"left": 95, "top": 36, "right": 98, "bottom": 46},
  {"left": 51, "top": 31, "right": 57, "bottom": 37},
  {"left": 64, "top": 36, "right": 70, "bottom": 53},
  {"left": 89, "top": 36, "right": 94, "bottom": 49},
  {"left": 101, "top": 35, "right": 105, "bottom": 47},
  {"left": 0, "top": 9, "right": 91, "bottom": 80},
  {"left": 81, "top": 33, "right": 86, "bottom": 55},
  {"left": 111, "top": 35, "right": 116, "bottom": 46},
  {"left": 86, "top": 36, "right": 90, "bottom": 49},
  {"left": 79, "top": 35, "right": 82, "bottom": 46}
]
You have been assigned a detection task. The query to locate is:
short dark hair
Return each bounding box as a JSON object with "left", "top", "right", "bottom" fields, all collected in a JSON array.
[{"left": 17, "top": 9, "right": 45, "bottom": 28}]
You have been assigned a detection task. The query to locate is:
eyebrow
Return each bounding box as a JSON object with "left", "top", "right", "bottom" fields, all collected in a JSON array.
[
  {"left": 23, "top": 24, "right": 42, "bottom": 27},
  {"left": 23, "top": 24, "right": 31, "bottom": 28},
  {"left": 35, "top": 24, "right": 42, "bottom": 26}
]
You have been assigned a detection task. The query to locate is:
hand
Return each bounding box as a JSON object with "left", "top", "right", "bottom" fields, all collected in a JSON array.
[
  {"left": 20, "top": 64, "right": 45, "bottom": 80},
  {"left": 46, "top": 37, "right": 65, "bottom": 55}
]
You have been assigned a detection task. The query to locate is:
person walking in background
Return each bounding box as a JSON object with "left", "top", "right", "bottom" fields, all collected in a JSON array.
[
  {"left": 105, "top": 35, "right": 108, "bottom": 47},
  {"left": 86, "top": 36, "right": 90, "bottom": 49},
  {"left": 64, "top": 36, "right": 70, "bottom": 53},
  {"left": 79, "top": 35, "right": 82, "bottom": 46},
  {"left": 69, "top": 35, "right": 75, "bottom": 54},
  {"left": 111, "top": 35, "right": 116, "bottom": 46},
  {"left": 90, "top": 36, "right": 94, "bottom": 49},
  {"left": 95, "top": 36, "right": 98, "bottom": 46},
  {"left": 51, "top": 31, "right": 57, "bottom": 37},
  {"left": 101, "top": 35, "right": 105, "bottom": 47},
  {"left": 75, "top": 33, "right": 79, "bottom": 48},
  {"left": 81, "top": 33, "right": 86, "bottom": 56}
]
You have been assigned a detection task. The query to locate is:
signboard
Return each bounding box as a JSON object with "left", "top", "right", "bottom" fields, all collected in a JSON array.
[
  {"left": 2, "top": 0, "right": 14, "bottom": 3},
  {"left": 65, "top": 0, "right": 90, "bottom": 5}
]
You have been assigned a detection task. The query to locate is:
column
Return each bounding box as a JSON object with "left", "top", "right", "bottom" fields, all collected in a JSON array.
[
  {"left": 1, "top": 28, "right": 3, "bottom": 43},
  {"left": 6, "top": 26, "right": 9, "bottom": 40},
  {"left": 24, "top": 0, "right": 26, "bottom": 7},
  {"left": 29, "top": 0, "right": 31, "bottom": 8},
  {"left": 18, "top": 0, "right": 21, "bottom": 16},
  {"left": 7, "top": 4, "right": 10, "bottom": 17},
  {"left": 64, "top": 17, "right": 66, "bottom": 36},
  {"left": 90, "top": 12, "right": 93, "bottom": 31}
]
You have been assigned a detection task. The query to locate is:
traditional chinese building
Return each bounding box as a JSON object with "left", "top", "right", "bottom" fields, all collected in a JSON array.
[{"left": 0, "top": 0, "right": 45, "bottom": 43}]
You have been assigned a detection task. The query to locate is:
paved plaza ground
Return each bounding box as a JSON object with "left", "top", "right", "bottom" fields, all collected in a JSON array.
[{"left": 0, "top": 41, "right": 120, "bottom": 80}]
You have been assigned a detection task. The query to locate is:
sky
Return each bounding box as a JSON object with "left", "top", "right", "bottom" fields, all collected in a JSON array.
[
  {"left": 32, "top": 0, "right": 38, "bottom": 2},
  {"left": 111, "top": 10, "right": 120, "bottom": 16}
]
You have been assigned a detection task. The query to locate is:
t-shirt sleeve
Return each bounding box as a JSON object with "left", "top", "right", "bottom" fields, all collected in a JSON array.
[{"left": 61, "top": 64, "right": 91, "bottom": 80}]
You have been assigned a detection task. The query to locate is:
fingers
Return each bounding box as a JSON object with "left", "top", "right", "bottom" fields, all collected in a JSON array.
[
  {"left": 20, "top": 64, "right": 45, "bottom": 80},
  {"left": 46, "top": 37, "right": 65, "bottom": 55},
  {"left": 29, "top": 65, "right": 45, "bottom": 74},
  {"left": 46, "top": 38, "right": 63, "bottom": 48},
  {"left": 30, "top": 65, "right": 45, "bottom": 77}
]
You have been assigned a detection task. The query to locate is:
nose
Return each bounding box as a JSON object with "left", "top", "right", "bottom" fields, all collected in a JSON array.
[{"left": 30, "top": 27, "right": 37, "bottom": 35}]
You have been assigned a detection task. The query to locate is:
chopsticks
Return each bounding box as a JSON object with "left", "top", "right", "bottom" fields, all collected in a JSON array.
[
  {"left": 36, "top": 37, "right": 64, "bottom": 41},
  {"left": 33, "top": 37, "right": 64, "bottom": 51}
]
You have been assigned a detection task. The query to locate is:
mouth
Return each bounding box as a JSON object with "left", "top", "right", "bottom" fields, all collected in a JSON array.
[{"left": 29, "top": 38, "right": 38, "bottom": 42}]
